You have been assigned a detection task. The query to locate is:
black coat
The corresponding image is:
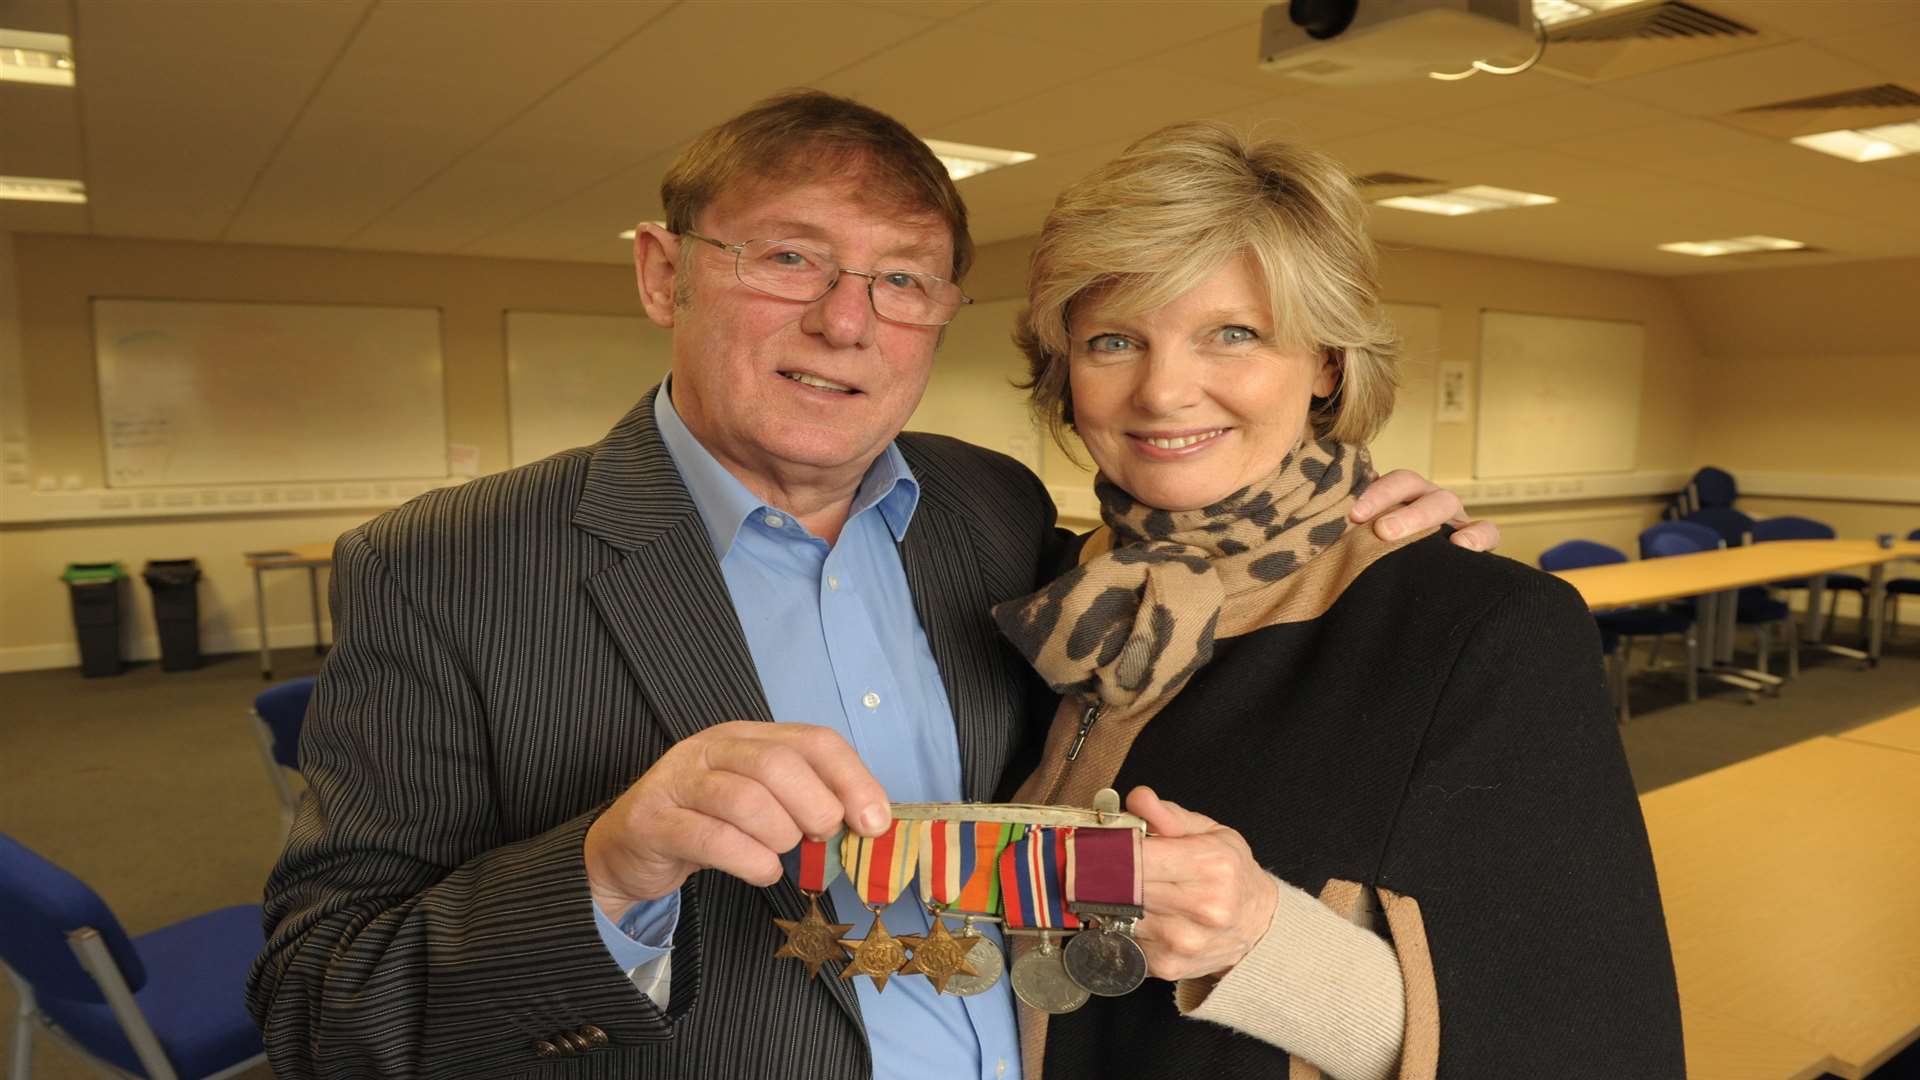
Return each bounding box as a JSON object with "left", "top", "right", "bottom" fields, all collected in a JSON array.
[{"left": 1043, "top": 532, "right": 1686, "bottom": 1079}]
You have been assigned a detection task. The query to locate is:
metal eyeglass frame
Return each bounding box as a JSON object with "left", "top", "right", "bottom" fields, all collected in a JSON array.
[{"left": 678, "top": 230, "right": 972, "bottom": 327}]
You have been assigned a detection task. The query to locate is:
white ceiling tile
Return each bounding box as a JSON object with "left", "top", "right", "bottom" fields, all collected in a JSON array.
[
  {"left": 1316, "top": 124, "right": 1516, "bottom": 179},
  {"left": 222, "top": 1, "right": 673, "bottom": 248},
  {"left": 0, "top": 200, "right": 87, "bottom": 234},
  {"left": 1599, "top": 41, "right": 1886, "bottom": 117},
  {"left": 1806, "top": 18, "right": 1920, "bottom": 83},
  {"left": 1294, "top": 68, "right": 1591, "bottom": 123},
  {"left": 1709, "top": 1, "right": 1920, "bottom": 43},
  {"left": 0, "top": 83, "right": 84, "bottom": 181},
  {"left": 1432, "top": 85, "right": 1683, "bottom": 145},
  {"left": 1147, "top": 26, "right": 1316, "bottom": 94},
  {"left": 1205, "top": 96, "right": 1402, "bottom": 145},
  {"left": 1544, "top": 118, "right": 1778, "bottom": 167},
  {"left": 74, "top": 0, "right": 375, "bottom": 239},
  {"left": 928, "top": 65, "right": 1270, "bottom": 158},
  {"left": 816, "top": 26, "right": 1117, "bottom": 133},
  {"left": 0, "top": 0, "right": 70, "bottom": 34},
  {"left": 953, "top": 1, "right": 1266, "bottom": 62},
  {"left": 348, "top": 1, "right": 938, "bottom": 253}
]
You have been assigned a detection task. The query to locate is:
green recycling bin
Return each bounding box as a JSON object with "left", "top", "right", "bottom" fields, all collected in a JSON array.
[{"left": 61, "top": 562, "right": 127, "bottom": 678}]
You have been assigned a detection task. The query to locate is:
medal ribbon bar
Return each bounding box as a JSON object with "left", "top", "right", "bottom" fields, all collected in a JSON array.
[{"left": 999, "top": 826, "right": 1082, "bottom": 931}]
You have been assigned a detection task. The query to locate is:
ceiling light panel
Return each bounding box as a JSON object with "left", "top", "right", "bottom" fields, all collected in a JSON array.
[
  {"left": 1791, "top": 122, "right": 1920, "bottom": 163},
  {"left": 1658, "top": 235, "right": 1805, "bottom": 257},
  {"left": 0, "top": 175, "right": 85, "bottom": 203},
  {"left": 0, "top": 29, "right": 75, "bottom": 87},
  {"left": 921, "top": 138, "right": 1035, "bottom": 181},
  {"left": 1376, "top": 184, "right": 1558, "bottom": 216}
]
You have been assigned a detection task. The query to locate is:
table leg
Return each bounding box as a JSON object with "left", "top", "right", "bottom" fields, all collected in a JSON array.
[
  {"left": 254, "top": 566, "right": 272, "bottom": 680},
  {"left": 308, "top": 567, "right": 324, "bottom": 655},
  {"left": 1868, "top": 563, "right": 1886, "bottom": 664},
  {"left": 1806, "top": 576, "right": 1828, "bottom": 642},
  {"left": 1718, "top": 587, "right": 1737, "bottom": 666}
]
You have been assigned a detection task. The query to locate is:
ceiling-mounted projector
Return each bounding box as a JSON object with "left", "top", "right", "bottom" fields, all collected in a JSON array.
[{"left": 1261, "top": 0, "right": 1536, "bottom": 85}]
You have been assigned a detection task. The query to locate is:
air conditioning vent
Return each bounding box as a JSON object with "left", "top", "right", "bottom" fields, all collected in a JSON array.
[
  {"left": 1355, "top": 172, "right": 1445, "bottom": 187},
  {"left": 1548, "top": 1, "right": 1755, "bottom": 43},
  {"left": 1740, "top": 84, "right": 1920, "bottom": 114},
  {"left": 1538, "top": 1, "right": 1774, "bottom": 82}
]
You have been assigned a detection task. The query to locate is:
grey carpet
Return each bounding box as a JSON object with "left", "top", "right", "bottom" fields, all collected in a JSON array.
[{"left": 3, "top": 627, "right": 1918, "bottom": 1079}]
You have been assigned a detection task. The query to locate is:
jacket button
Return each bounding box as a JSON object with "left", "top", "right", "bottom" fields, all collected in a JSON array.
[
  {"left": 533, "top": 1040, "right": 560, "bottom": 1058},
  {"left": 561, "top": 1032, "right": 591, "bottom": 1054},
  {"left": 581, "top": 1025, "right": 609, "bottom": 1048}
]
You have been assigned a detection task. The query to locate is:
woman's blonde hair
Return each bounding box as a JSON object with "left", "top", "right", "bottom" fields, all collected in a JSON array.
[{"left": 1015, "top": 121, "right": 1397, "bottom": 451}]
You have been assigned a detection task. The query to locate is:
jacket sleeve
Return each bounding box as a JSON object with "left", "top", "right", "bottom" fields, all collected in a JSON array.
[
  {"left": 1375, "top": 572, "right": 1685, "bottom": 1079},
  {"left": 246, "top": 526, "right": 695, "bottom": 1079}
]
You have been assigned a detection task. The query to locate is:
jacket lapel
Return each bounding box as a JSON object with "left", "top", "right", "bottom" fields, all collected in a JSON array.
[
  {"left": 572, "top": 388, "right": 864, "bottom": 1029},
  {"left": 895, "top": 470, "right": 1012, "bottom": 805}
]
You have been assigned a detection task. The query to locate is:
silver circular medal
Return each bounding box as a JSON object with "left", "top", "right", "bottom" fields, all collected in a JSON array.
[
  {"left": 1063, "top": 925, "right": 1147, "bottom": 997},
  {"left": 941, "top": 929, "right": 1005, "bottom": 997},
  {"left": 1011, "top": 936, "right": 1091, "bottom": 1014}
]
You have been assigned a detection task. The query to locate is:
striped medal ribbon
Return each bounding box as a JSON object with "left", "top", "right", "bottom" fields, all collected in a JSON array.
[
  {"left": 1000, "top": 826, "right": 1089, "bottom": 1014},
  {"left": 1062, "top": 827, "right": 1148, "bottom": 997},
  {"left": 771, "top": 831, "right": 854, "bottom": 981},
  {"left": 916, "top": 819, "right": 1017, "bottom": 914},
  {"left": 998, "top": 826, "right": 1082, "bottom": 931},
  {"left": 837, "top": 821, "right": 925, "bottom": 991}
]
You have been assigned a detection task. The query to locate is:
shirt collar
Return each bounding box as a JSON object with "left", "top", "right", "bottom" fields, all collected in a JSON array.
[{"left": 653, "top": 378, "right": 919, "bottom": 560}]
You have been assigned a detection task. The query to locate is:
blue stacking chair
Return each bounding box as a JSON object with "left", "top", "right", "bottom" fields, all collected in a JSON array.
[
  {"left": 1638, "top": 521, "right": 1776, "bottom": 699},
  {"left": 0, "top": 834, "right": 266, "bottom": 1080},
  {"left": 1666, "top": 466, "right": 1738, "bottom": 519},
  {"left": 1539, "top": 540, "right": 1697, "bottom": 722},
  {"left": 1887, "top": 528, "right": 1920, "bottom": 642},
  {"left": 1752, "top": 515, "right": 1872, "bottom": 651},
  {"left": 249, "top": 677, "right": 315, "bottom": 841},
  {"left": 1674, "top": 515, "right": 1799, "bottom": 680}
]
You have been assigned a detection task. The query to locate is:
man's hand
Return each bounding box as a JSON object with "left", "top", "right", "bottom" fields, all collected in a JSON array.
[
  {"left": 1351, "top": 468, "right": 1499, "bottom": 552},
  {"left": 583, "top": 722, "right": 889, "bottom": 921},
  {"left": 1127, "top": 786, "right": 1279, "bottom": 982}
]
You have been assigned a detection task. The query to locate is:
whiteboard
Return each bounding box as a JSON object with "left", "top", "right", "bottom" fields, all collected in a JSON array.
[
  {"left": 506, "top": 311, "right": 671, "bottom": 467},
  {"left": 1368, "top": 302, "right": 1438, "bottom": 476},
  {"left": 1476, "top": 310, "right": 1644, "bottom": 478},
  {"left": 907, "top": 298, "right": 1043, "bottom": 474},
  {"left": 94, "top": 299, "right": 446, "bottom": 488}
]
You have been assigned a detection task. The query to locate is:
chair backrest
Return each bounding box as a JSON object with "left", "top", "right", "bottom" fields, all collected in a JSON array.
[
  {"left": 1539, "top": 540, "right": 1629, "bottom": 572},
  {"left": 1909, "top": 528, "right": 1920, "bottom": 542},
  {"left": 1692, "top": 466, "right": 1738, "bottom": 509},
  {"left": 1684, "top": 507, "right": 1756, "bottom": 548},
  {"left": 253, "top": 677, "right": 315, "bottom": 771},
  {"left": 1640, "top": 521, "right": 1721, "bottom": 560},
  {"left": 1751, "top": 515, "right": 1836, "bottom": 543},
  {"left": 0, "top": 833, "right": 145, "bottom": 1002}
]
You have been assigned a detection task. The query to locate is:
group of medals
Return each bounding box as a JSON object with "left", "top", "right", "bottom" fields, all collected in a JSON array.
[{"left": 772, "top": 798, "right": 1148, "bottom": 1014}]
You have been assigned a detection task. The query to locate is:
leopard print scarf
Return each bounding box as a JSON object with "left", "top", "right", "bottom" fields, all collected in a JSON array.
[{"left": 994, "top": 438, "right": 1372, "bottom": 712}]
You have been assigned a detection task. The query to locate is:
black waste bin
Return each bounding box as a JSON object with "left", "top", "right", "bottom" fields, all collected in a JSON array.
[
  {"left": 142, "top": 558, "right": 204, "bottom": 672},
  {"left": 61, "top": 562, "right": 127, "bottom": 678}
]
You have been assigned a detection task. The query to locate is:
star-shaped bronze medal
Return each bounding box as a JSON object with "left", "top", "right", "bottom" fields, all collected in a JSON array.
[
  {"left": 772, "top": 894, "right": 854, "bottom": 979},
  {"left": 839, "top": 915, "right": 910, "bottom": 992},
  {"left": 897, "top": 917, "right": 980, "bottom": 994}
]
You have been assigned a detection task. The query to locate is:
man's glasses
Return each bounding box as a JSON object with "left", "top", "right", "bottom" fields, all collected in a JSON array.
[{"left": 680, "top": 231, "right": 972, "bottom": 327}]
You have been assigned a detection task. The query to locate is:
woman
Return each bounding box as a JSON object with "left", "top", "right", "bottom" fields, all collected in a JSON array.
[{"left": 993, "top": 123, "right": 1683, "bottom": 1079}]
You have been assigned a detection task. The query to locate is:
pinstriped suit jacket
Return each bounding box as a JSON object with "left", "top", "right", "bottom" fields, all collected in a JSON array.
[{"left": 247, "top": 388, "right": 1062, "bottom": 1079}]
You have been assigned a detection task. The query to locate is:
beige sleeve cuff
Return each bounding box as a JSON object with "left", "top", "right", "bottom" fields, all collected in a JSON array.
[{"left": 1175, "top": 874, "right": 1405, "bottom": 1080}]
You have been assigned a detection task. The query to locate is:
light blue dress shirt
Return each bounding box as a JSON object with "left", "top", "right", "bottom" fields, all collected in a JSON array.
[{"left": 591, "top": 381, "right": 1022, "bottom": 1080}]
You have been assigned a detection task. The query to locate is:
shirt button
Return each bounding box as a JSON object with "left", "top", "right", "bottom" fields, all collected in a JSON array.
[
  {"left": 827, "top": 576, "right": 840, "bottom": 590},
  {"left": 763, "top": 512, "right": 785, "bottom": 529},
  {"left": 997, "top": 1060, "right": 1007, "bottom": 1077},
  {"left": 862, "top": 691, "right": 881, "bottom": 710}
]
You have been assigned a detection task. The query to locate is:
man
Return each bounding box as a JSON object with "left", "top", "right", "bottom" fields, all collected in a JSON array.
[{"left": 247, "top": 91, "right": 1491, "bottom": 1079}]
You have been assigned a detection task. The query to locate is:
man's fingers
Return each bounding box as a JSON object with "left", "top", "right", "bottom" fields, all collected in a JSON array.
[
  {"left": 1451, "top": 518, "right": 1500, "bottom": 552},
  {"left": 652, "top": 806, "right": 784, "bottom": 887},
  {"left": 1348, "top": 467, "right": 1433, "bottom": 523},
  {"left": 1125, "top": 785, "right": 1218, "bottom": 838},
  {"left": 778, "top": 725, "right": 892, "bottom": 835},
  {"left": 701, "top": 727, "right": 882, "bottom": 838},
  {"left": 677, "top": 768, "right": 805, "bottom": 856}
]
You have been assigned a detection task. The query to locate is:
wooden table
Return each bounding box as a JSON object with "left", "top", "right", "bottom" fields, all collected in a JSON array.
[
  {"left": 1642, "top": 735, "right": 1920, "bottom": 1078},
  {"left": 1836, "top": 704, "right": 1920, "bottom": 755},
  {"left": 244, "top": 542, "right": 335, "bottom": 679},
  {"left": 1553, "top": 539, "right": 1919, "bottom": 666},
  {"left": 1683, "top": 1008, "right": 1837, "bottom": 1080}
]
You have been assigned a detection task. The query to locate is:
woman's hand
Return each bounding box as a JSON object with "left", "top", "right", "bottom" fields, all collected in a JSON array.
[
  {"left": 1126, "top": 786, "right": 1279, "bottom": 982},
  {"left": 1351, "top": 468, "right": 1500, "bottom": 551}
]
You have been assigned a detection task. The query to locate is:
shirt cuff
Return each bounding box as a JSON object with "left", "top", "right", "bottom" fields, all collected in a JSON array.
[{"left": 594, "top": 892, "right": 680, "bottom": 972}]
